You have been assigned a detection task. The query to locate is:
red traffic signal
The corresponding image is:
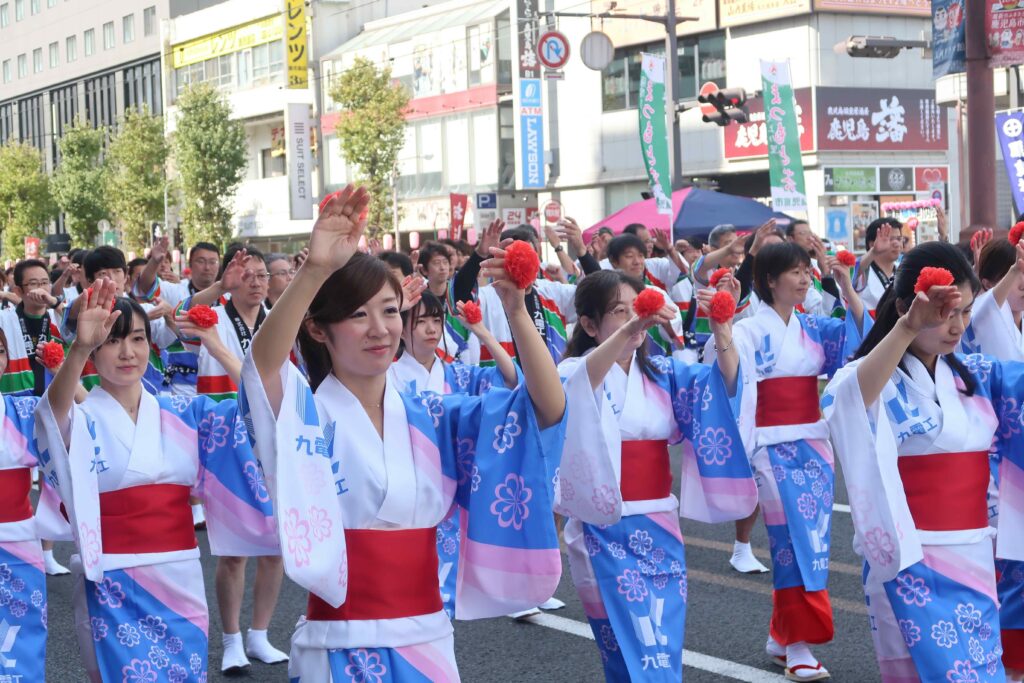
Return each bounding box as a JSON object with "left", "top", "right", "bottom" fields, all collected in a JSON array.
[{"left": 697, "top": 87, "right": 749, "bottom": 126}]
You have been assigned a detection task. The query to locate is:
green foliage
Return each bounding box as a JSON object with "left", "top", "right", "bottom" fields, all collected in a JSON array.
[
  {"left": 51, "top": 117, "right": 108, "bottom": 247},
  {"left": 329, "top": 57, "right": 410, "bottom": 237},
  {"left": 172, "top": 84, "right": 248, "bottom": 247},
  {"left": 0, "top": 142, "right": 54, "bottom": 258},
  {"left": 105, "top": 106, "right": 168, "bottom": 253}
]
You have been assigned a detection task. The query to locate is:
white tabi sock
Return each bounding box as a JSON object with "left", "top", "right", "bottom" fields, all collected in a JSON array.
[
  {"left": 192, "top": 504, "right": 205, "bottom": 526},
  {"left": 730, "top": 541, "right": 770, "bottom": 574},
  {"left": 786, "top": 642, "right": 828, "bottom": 679},
  {"left": 245, "top": 628, "right": 289, "bottom": 664},
  {"left": 43, "top": 549, "right": 70, "bottom": 576},
  {"left": 221, "top": 631, "right": 250, "bottom": 673}
]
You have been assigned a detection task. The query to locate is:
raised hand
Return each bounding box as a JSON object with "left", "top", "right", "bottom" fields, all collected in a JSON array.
[
  {"left": 400, "top": 275, "right": 426, "bottom": 312},
  {"left": 293, "top": 247, "right": 309, "bottom": 269},
  {"left": 220, "top": 249, "right": 250, "bottom": 292},
  {"left": 24, "top": 288, "right": 56, "bottom": 309},
  {"left": 455, "top": 300, "right": 486, "bottom": 336},
  {"left": 146, "top": 299, "right": 172, "bottom": 321},
  {"left": 652, "top": 227, "right": 672, "bottom": 253},
  {"left": 306, "top": 185, "right": 371, "bottom": 276},
  {"left": 559, "top": 218, "right": 586, "bottom": 254},
  {"left": 970, "top": 228, "right": 992, "bottom": 267},
  {"left": 150, "top": 235, "right": 169, "bottom": 264},
  {"left": 174, "top": 313, "right": 219, "bottom": 347},
  {"left": 714, "top": 271, "right": 741, "bottom": 302},
  {"left": 368, "top": 238, "right": 382, "bottom": 256},
  {"left": 543, "top": 223, "right": 562, "bottom": 249},
  {"left": 624, "top": 303, "right": 675, "bottom": 337},
  {"left": 935, "top": 205, "right": 948, "bottom": 242},
  {"left": 73, "top": 279, "right": 122, "bottom": 351},
  {"left": 749, "top": 219, "right": 778, "bottom": 256},
  {"left": 475, "top": 218, "right": 506, "bottom": 258},
  {"left": 870, "top": 223, "right": 894, "bottom": 256},
  {"left": 903, "top": 285, "right": 962, "bottom": 334}
]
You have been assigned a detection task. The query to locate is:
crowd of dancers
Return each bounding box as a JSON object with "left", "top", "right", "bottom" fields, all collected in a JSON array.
[{"left": 0, "top": 184, "right": 1021, "bottom": 682}]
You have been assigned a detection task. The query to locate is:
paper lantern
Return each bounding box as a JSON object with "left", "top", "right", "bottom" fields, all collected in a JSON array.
[
  {"left": 410, "top": 232, "right": 421, "bottom": 249},
  {"left": 383, "top": 234, "right": 394, "bottom": 251},
  {"left": 438, "top": 229, "right": 448, "bottom": 240},
  {"left": 467, "top": 228, "right": 478, "bottom": 245}
]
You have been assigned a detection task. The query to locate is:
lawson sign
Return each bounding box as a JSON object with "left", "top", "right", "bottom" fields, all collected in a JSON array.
[{"left": 518, "top": 79, "right": 545, "bottom": 189}]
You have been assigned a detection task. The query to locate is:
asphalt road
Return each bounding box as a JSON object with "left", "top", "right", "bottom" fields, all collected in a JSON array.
[{"left": 42, "top": 449, "right": 879, "bottom": 682}]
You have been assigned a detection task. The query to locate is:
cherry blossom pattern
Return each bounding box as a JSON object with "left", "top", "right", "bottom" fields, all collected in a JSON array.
[
  {"left": 996, "top": 397, "right": 1022, "bottom": 439},
  {"left": 863, "top": 527, "right": 895, "bottom": 566},
  {"left": 607, "top": 542, "right": 627, "bottom": 560},
  {"left": 96, "top": 577, "right": 125, "bottom": 609},
  {"left": 931, "top": 620, "right": 959, "bottom": 648},
  {"left": 628, "top": 530, "right": 653, "bottom": 557},
  {"left": 490, "top": 474, "right": 532, "bottom": 530},
  {"left": 344, "top": 649, "right": 388, "bottom": 683},
  {"left": 90, "top": 616, "right": 109, "bottom": 641},
  {"left": 283, "top": 508, "right": 313, "bottom": 567},
  {"left": 773, "top": 442, "right": 798, "bottom": 462},
  {"left": 166, "top": 637, "right": 183, "bottom": 655},
  {"left": 421, "top": 394, "right": 445, "bottom": 428},
  {"left": 945, "top": 659, "right": 979, "bottom": 683},
  {"left": 898, "top": 619, "right": 920, "bottom": 648},
  {"left": 308, "top": 506, "right": 333, "bottom": 542},
  {"left": 198, "top": 414, "right": 230, "bottom": 454},
  {"left": 138, "top": 615, "right": 167, "bottom": 642},
  {"left": 492, "top": 412, "right": 523, "bottom": 454},
  {"left": 117, "top": 623, "right": 141, "bottom": 647},
  {"left": 600, "top": 624, "right": 619, "bottom": 652},
  {"left": 148, "top": 646, "right": 169, "bottom": 669},
  {"left": 591, "top": 485, "right": 617, "bottom": 517},
  {"left": 122, "top": 659, "right": 158, "bottom": 683},
  {"left": 954, "top": 603, "right": 982, "bottom": 634},
  {"left": 616, "top": 569, "right": 648, "bottom": 602},
  {"left": 584, "top": 534, "right": 602, "bottom": 557},
  {"left": 455, "top": 438, "right": 476, "bottom": 486},
  {"left": 775, "top": 548, "right": 794, "bottom": 567},
  {"left": 244, "top": 461, "right": 271, "bottom": 503},
  {"left": 168, "top": 665, "right": 188, "bottom": 683},
  {"left": 895, "top": 574, "right": 932, "bottom": 607},
  {"left": 797, "top": 493, "right": 818, "bottom": 520},
  {"left": 79, "top": 522, "right": 101, "bottom": 570},
  {"left": 696, "top": 427, "right": 732, "bottom": 466}
]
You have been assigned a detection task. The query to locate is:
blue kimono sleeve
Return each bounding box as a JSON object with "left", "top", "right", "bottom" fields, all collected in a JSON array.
[
  {"left": 4, "top": 395, "right": 40, "bottom": 462},
  {"left": 404, "top": 385, "right": 567, "bottom": 618},
  {"left": 805, "top": 312, "right": 871, "bottom": 378},
  {"left": 983, "top": 356, "right": 1024, "bottom": 562},
  {"left": 656, "top": 358, "right": 757, "bottom": 523},
  {"left": 183, "top": 395, "right": 278, "bottom": 556},
  {"left": 445, "top": 361, "right": 521, "bottom": 395}
]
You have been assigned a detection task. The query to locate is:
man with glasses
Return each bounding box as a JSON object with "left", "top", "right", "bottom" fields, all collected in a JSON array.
[
  {"left": 264, "top": 253, "right": 296, "bottom": 309},
  {"left": 134, "top": 238, "right": 223, "bottom": 308}
]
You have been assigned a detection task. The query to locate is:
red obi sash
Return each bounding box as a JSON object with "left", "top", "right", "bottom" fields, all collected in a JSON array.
[
  {"left": 897, "top": 451, "right": 990, "bottom": 532},
  {"left": 306, "top": 527, "right": 443, "bottom": 621},
  {"left": 756, "top": 376, "right": 821, "bottom": 427},
  {"left": 99, "top": 484, "right": 197, "bottom": 554},
  {"left": 620, "top": 440, "right": 672, "bottom": 502},
  {"left": 0, "top": 468, "right": 33, "bottom": 523}
]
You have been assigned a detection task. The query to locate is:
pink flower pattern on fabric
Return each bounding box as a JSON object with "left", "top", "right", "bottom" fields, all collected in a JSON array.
[
  {"left": 283, "top": 508, "right": 313, "bottom": 567},
  {"left": 863, "top": 527, "right": 895, "bottom": 566},
  {"left": 344, "top": 649, "right": 387, "bottom": 683},
  {"left": 308, "top": 506, "right": 332, "bottom": 542},
  {"left": 490, "top": 474, "right": 532, "bottom": 530}
]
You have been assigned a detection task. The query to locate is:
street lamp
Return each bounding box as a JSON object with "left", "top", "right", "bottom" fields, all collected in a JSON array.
[
  {"left": 835, "top": 10, "right": 997, "bottom": 233},
  {"left": 834, "top": 36, "right": 931, "bottom": 59}
]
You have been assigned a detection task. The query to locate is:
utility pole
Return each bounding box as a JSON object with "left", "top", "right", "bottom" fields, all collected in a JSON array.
[
  {"left": 966, "top": 0, "right": 997, "bottom": 230},
  {"left": 539, "top": 9, "right": 696, "bottom": 191}
]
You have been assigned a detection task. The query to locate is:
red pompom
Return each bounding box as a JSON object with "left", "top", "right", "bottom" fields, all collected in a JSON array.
[
  {"left": 709, "top": 268, "right": 731, "bottom": 288},
  {"left": 503, "top": 241, "right": 540, "bottom": 289},
  {"left": 39, "top": 341, "right": 64, "bottom": 370},
  {"left": 709, "top": 291, "right": 737, "bottom": 324},
  {"left": 461, "top": 301, "right": 483, "bottom": 325},
  {"left": 632, "top": 288, "right": 665, "bottom": 318},
  {"left": 913, "top": 267, "right": 955, "bottom": 294},
  {"left": 1010, "top": 222, "right": 1024, "bottom": 246},
  {"left": 187, "top": 305, "right": 219, "bottom": 329},
  {"left": 836, "top": 250, "right": 857, "bottom": 268}
]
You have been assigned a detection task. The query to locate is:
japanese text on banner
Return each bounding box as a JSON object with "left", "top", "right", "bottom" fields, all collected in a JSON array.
[
  {"left": 760, "top": 59, "right": 807, "bottom": 214},
  {"left": 638, "top": 53, "right": 672, "bottom": 220},
  {"left": 997, "top": 111, "right": 1024, "bottom": 215},
  {"left": 285, "top": 0, "right": 308, "bottom": 89}
]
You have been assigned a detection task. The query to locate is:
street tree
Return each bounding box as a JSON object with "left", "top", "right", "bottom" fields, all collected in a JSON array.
[
  {"left": 0, "top": 142, "right": 55, "bottom": 258},
  {"left": 329, "top": 57, "right": 410, "bottom": 237},
  {"left": 172, "top": 83, "right": 247, "bottom": 246},
  {"left": 51, "top": 117, "right": 108, "bottom": 247},
  {"left": 106, "top": 106, "right": 168, "bottom": 252}
]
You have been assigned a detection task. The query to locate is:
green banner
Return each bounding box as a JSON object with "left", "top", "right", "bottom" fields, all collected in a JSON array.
[
  {"left": 824, "top": 167, "right": 878, "bottom": 194},
  {"left": 761, "top": 60, "right": 807, "bottom": 213},
  {"left": 638, "top": 53, "right": 672, "bottom": 218}
]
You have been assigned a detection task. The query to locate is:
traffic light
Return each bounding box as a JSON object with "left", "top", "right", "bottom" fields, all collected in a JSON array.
[{"left": 698, "top": 87, "right": 749, "bottom": 126}]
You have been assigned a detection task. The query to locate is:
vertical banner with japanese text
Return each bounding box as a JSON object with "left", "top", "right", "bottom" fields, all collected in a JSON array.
[
  {"left": 932, "top": 0, "right": 965, "bottom": 77},
  {"left": 514, "top": 0, "right": 545, "bottom": 189},
  {"left": 450, "top": 193, "right": 468, "bottom": 240},
  {"left": 760, "top": 60, "right": 808, "bottom": 214},
  {"left": 997, "top": 111, "right": 1024, "bottom": 215},
  {"left": 638, "top": 53, "right": 672, "bottom": 219},
  {"left": 286, "top": 103, "right": 313, "bottom": 220},
  {"left": 285, "top": 0, "right": 308, "bottom": 89}
]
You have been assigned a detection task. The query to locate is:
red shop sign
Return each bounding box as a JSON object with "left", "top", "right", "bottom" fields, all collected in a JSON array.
[{"left": 724, "top": 88, "right": 815, "bottom": 160}]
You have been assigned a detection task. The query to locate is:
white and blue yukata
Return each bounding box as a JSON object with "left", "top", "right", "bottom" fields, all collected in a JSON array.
[
  {"left": 0, "top": 395, "right": 70, "bottom": 681},
  {"left": 240, "top": 355, "right": 566, "bottom": 682},
  {"left": 705, "top": 306, "right": 868, "bottom": 648},
  {"left": 556, "top": 352, "right": 757, "bottom": 681},
  {"left": 823, "top": 353, "right": 1024, "bottom": 681},
  {"left": 387, "top": 351, "right": 519, "bottom": 618},
  {"left": 34, "top": 387, "right": 276, "bottom": 683},
  {"left": 957, "top": 288, "right": 1024, "bottom": 672}
]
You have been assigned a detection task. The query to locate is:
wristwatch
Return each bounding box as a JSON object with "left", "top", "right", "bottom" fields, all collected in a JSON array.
[{"left": 554, "top": 245, "right": 564, "bottom": 253}]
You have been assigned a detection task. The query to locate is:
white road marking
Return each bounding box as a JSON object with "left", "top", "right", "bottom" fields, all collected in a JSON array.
[
  {"left": 833, "top": 503, "right": 851, "bottom": 513},
  {"left": 521, "top": 612, "right": 788, "bottom": 682}
]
